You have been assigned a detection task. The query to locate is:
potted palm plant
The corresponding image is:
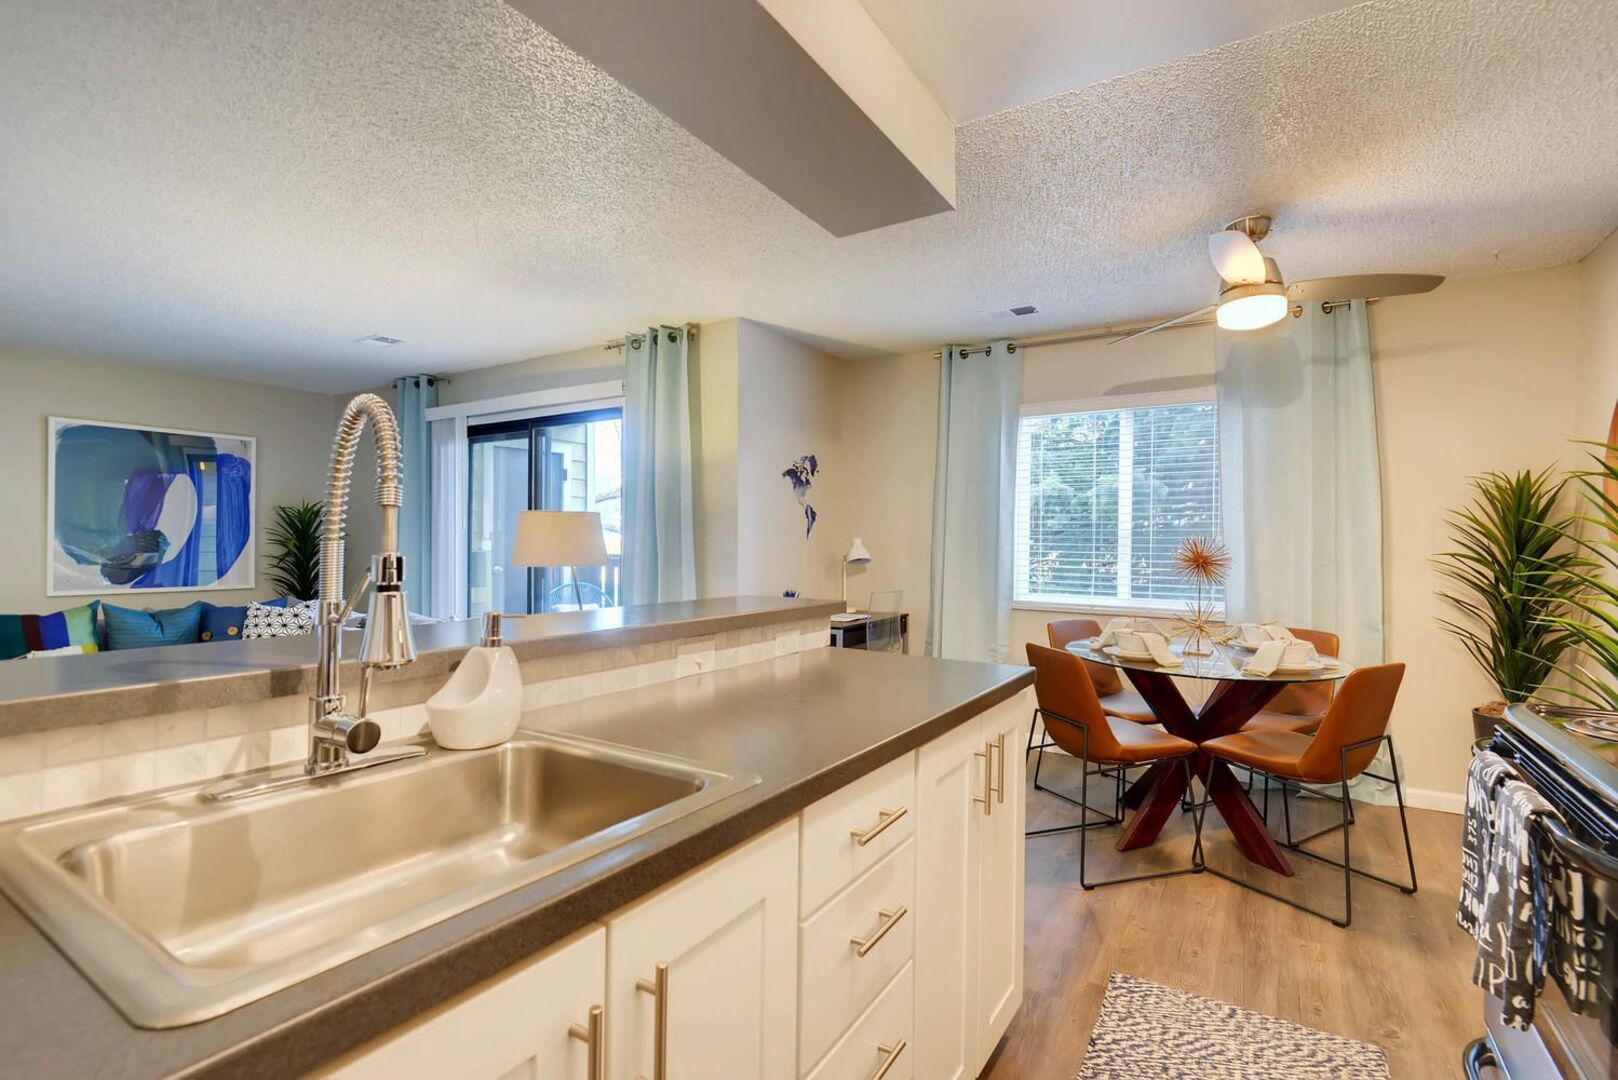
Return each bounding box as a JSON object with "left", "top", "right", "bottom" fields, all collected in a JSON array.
[
  {"left": 1434, "top": 468, "right": 1587, "bottom": 740},
  {"left": 266, "top": 501, "right": 323, "bottom": 602},
  {"left": 1542, "top": 442, "right": 1618, "bottom": 709}
]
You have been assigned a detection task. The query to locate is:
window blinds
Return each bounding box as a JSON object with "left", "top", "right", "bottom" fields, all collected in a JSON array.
[{"left": 1014, "top": 401, "right": 1221, "bottom": 609}]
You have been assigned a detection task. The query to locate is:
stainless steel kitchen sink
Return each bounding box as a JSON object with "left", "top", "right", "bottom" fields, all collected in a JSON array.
[{"left": 0, "top": 731, "right": 758, "bottom": 1028}]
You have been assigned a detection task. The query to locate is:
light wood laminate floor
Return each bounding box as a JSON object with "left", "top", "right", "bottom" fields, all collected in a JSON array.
[{"left": 986, "top": 753, "right": 1479, "bottom": 1079}]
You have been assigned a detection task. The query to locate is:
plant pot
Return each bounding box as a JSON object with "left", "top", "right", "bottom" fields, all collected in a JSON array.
[{"left": 1472, "top": 701, "right": 1508, "bottom": 744}]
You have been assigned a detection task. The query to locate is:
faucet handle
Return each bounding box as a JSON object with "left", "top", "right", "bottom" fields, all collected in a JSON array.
[{"left": 483, "top": 611, "right": 503, "bottom": 648}]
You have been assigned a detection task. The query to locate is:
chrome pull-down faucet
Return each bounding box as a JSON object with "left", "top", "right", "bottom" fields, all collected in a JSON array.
[
  {"left": 204, "top": 393, "right": 425, "bottom": 802},
  {"left": 307, "top": 392, "right": 424, "bottom": 776}
]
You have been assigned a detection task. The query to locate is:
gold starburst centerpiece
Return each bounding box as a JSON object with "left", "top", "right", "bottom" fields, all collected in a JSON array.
[{"left": 1172, "top": 537, "right": 1229, "bottom": 656}]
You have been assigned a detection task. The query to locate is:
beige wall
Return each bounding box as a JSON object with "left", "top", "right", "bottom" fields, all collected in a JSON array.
[
  {"left": 0, "top": 346, "right": 334, "bottom": 615},
  {"left": 841, "top": 265, "right": 1607, "bottom": 803},
  {"left": 693, "top": 320, "right": 741, "bottom": 598},
  {"left": 1576, "top": 228, "right": 1618, "bottom": 443},
  {"left": 734, "top": 321, "right": 847, "bottom": 600},
  {"left": 436, "top": 343, "right": 624, "bottom": 407}
]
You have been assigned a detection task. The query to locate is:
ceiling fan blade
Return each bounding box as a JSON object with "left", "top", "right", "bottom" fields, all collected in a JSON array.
[
  {"left": 1110, "top": 305, "right": 1217, "bottom": 345},
  {"left": 1288, "top": 273, "right": 1444, "bottom": 303},
  {"left": 1208, "top": 230, "right": 1268, "bottom": 285}
]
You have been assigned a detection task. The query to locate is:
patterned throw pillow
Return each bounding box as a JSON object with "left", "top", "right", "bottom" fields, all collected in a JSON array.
[
  {"left": 242, "top": 599, "right": 319, "bottom": 639},
  {"left": 0, "top": 601, "right": 101, "bottom": 660}
]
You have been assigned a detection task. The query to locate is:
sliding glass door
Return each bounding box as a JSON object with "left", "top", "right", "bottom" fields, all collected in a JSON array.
[{"left": 466, "top": 408, "right": 622, "bottom": 619}]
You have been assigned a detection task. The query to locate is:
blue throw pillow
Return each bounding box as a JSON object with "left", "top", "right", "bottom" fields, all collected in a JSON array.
[
  {"left": 103, "top": 601, "right": 204, "bottom": 651},
  {"left": 198, "top": 603, "right": 248, "bottom": 643}
]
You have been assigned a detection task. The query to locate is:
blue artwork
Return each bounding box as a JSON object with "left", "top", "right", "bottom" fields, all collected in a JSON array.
[
  {"left": 48, "top": 418, "right": 255, "bottom": 595},
  {"left": 782, "top": 454, "right": 819, "bottom": 538}
]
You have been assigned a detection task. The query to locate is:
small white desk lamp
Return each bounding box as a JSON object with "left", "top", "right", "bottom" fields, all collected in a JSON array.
[{"left": 842, "top": 537, "right": 872, "bottom": 608}]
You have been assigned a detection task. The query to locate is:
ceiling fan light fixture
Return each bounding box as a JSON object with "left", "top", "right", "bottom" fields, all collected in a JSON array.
[{"left": 1216, "top": 282, "right": 1288, "bottom": 331}]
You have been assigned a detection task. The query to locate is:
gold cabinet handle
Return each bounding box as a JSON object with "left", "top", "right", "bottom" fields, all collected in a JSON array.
[
  {"left": 568, "top": 1004, "right": 604, "bottom": 1080},
  {"left": 634, "top": 964, "right": 668, "bottom": 1080},
  {"left": 972, "top": 744, "right": 990, "bottom": 815},
  {"left": 993, "top": 731, "right": 1006, "bottom": 804},
  {"left": 849, "top": 905, "right": 908, "bottom": 958},
  {"left": 964, "top": 748, "right": 990, "bottom": 816},
  {"left": 850, "top": 806, "right": 908, "bottom": 847},
  {"left": 871, "top": 1038, "right": 907, "bottom": 1080}
]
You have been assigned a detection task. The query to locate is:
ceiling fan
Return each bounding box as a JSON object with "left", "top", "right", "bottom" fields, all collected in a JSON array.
[{"left": 1112, "top": 213, "right": 1444, "bottom": 344}]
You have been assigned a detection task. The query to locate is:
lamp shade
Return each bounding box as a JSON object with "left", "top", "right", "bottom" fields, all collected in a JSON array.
[
  {"left": 511, "top": 511, "right": 609, "bottom": 568},
  {"left": 846, "top": 537, "right": 872, "bottom": 564}
]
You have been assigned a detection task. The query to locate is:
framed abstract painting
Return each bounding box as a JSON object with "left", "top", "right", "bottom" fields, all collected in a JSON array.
[{"left": 47, "top": 418, "right": 256, "bottom": 595}]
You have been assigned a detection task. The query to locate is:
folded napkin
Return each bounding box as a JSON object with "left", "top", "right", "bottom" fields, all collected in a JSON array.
[
  {"left": 1138, "top": 632, "right": 1182, "bottom": 668},
  {"left": 1093, "top": 617, "right": 1134, "bottom": 648},
  {"left": 1242, "top": 639, "right": 1287, "bottom": 676},
  {"left": 1261, "top": 622, "right": 1294, "bottom": 641}
]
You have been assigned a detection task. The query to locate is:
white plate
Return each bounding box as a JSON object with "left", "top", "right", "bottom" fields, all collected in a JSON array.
[
  {"left": 1102, "top": 645, "right": 1158, "bottom": 662},
  {"left": 1272, "top": 660, "right": 1329, "bottom": 674}
]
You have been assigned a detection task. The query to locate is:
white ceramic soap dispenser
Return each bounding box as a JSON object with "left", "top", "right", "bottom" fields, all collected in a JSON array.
[{"left": 426, "top": 613, "right": 523, "bottom": 750}]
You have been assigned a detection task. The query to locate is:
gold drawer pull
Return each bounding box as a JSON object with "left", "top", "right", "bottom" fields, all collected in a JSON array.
[
  {"left": 849, "top": 906, "right": 908, "bottom": 958},
  {"left": 635, "top": 963, "right": 668, "bottom": 1080},
  {"left": 993, "top": 731, "right": 1006, "bottom": 804},
  {"left": 973, "top": 744, "right": 990, "bottom": 815},
  {"left": 850, "top": 806, "right": 908, "bottom": 847},
  {"left": 567, "top": 1004, "right": 604, "bottom": 1080},
  {"left": 872, "top": 1038, "right": 907, "bottom": 1080}
]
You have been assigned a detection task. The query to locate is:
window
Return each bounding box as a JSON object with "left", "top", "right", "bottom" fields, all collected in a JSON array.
[
  {"left": 466, "top": 408, "right": 622, "bottom": 618},
  {"left": 1014, "top": 397, "right": 1221, "bottom": 611}
]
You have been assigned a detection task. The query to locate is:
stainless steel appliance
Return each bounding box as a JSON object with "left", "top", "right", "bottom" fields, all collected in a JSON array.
[{"left": 1463, "top": 705, "right": 1618, "bottom": 1079}]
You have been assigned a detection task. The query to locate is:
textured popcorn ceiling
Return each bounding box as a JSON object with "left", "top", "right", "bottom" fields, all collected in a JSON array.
[
  {"left": 1, "top": 0, "right": 1616, "bottom": 392},
  {"left": 856, "top": 0, "right": 1368, "bottom": 121}
]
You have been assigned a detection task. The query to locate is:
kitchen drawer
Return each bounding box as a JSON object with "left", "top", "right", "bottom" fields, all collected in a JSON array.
[
  {"left": 800, "top": 751, "right": 915, "bottom": 916},
  {"left": 799, "top": 838, "right": 915, "bottom": 1071},
  {"left": 804, "top": 961, "right": 914, "bottom": 1080}
]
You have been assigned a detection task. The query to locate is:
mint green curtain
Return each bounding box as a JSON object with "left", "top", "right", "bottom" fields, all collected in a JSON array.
[
  {"left": 927, "top": 340, "right": 1023, "bottom": 662},
  {"left": 623, "top": 327, "right": 697, "bottom": 606},
  {"left": 1217, "top": 301, "right": 1383, "bottom": 667},
  {"left": 392, "top": 375, "right": 438, "bottom": 615}
]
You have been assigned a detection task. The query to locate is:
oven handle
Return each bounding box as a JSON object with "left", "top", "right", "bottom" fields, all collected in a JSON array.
[
  {"left": 1538, "top": 813, "right": 1618, "bottom": 880},
  {"left": 1473, "top": 737, "right": 1618, "bottom": 882}
]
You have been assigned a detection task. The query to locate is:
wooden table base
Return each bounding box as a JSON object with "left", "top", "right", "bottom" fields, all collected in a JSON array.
[{"left": 1114, "top": 668, "right": 1294, "bottom": 876}]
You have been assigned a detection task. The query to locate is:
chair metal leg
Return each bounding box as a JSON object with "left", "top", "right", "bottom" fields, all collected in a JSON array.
[
  {"left": 1388, "top": 735, "right": 1419, "bottom": 894},
  {"left": 1082, "top": 756, "right": 1202, "bottom": 891},
  {"left": 1196, "top": 735, "right": 1416, "bottom": 928}
]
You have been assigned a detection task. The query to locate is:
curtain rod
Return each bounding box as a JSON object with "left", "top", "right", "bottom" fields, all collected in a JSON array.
[
  {"left": 604, "top": 323, "right": 700, "bottom": 352},
  {"left": 932, "top": 298, "right": 1378, "bottom": 359}
]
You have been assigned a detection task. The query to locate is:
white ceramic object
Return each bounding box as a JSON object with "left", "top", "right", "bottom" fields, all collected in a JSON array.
[{"left": 425, "top": 645, "right": 524, "bottom": 750}]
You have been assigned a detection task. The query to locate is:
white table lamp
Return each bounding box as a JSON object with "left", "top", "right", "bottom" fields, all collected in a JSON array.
[
  {"left": 842, "top": 537, "right": 872, "bottom": 607},
  {"left": 511, "top": 511, "right": 609, "bottom": 611}
]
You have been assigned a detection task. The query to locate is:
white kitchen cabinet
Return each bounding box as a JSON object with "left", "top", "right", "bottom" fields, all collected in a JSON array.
[
  {"left": 605, "top": 818, "right": 800, "bottom": 1080},
  {"left": 310, "top": 688, "right": 1028, "bottom": 1080},
  {"left": 914, "top": 690, "right": 1030, "bottom": 1080},
  {"left": 318, "top": 924, "right": 607, "bottom": 1079},
  {"left": 975, "top": 695, "right": 1027, "bottom": 1055}
]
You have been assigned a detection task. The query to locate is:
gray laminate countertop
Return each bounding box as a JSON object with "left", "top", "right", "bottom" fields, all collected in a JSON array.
[
  {"left": 0, "top": 645, "right": 1032, "bottom": 1079},
  {"left": 0, "top": 596, "right": 845, "bottom": 737}
]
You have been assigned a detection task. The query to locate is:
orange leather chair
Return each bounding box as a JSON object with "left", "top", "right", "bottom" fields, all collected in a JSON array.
[
  {"left": 1241, "top": 627, "right": 1340, "bottom": 734},
  {"left": 1045, "top": 619, "right": 1157, "bottom": 723},
  {"left": 1197, "top": 662, "right": 1417, "bottom": 926},
  {"left": 1025, "top": 644, "right": 1202, "bottom": 890}
]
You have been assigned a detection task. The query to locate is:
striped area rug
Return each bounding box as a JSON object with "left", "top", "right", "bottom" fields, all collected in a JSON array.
[{"left": 1078, "top": 973, "right": 1392, "bottom": 1080}]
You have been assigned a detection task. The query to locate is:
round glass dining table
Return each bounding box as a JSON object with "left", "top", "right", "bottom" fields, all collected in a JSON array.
[{"left": 1066, "top": 638, "right": 1354, "bottom": 877}]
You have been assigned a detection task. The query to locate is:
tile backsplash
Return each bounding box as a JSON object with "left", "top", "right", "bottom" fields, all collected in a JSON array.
[{"left": 0, "top": 617, "right": 829, "bottom": 823}]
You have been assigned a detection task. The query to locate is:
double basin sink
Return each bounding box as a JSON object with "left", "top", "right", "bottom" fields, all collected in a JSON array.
[{"left": 0, "top": 731, "right": 758, "bottom": 1028}]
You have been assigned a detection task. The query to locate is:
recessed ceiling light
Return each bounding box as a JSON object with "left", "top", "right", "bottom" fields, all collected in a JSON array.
[{"left": 355, "top": 334, "right": 404, "bottom": 347}]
